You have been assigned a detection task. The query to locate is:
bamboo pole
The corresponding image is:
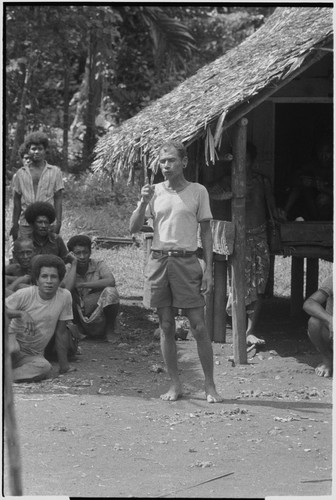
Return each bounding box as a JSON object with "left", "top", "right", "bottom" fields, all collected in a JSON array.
[
  {"left": 4, "top": 312, "right": 23, "bottom": 495},
  {"left": 231, "top": 118, "right": 248, "bottom": 364}
]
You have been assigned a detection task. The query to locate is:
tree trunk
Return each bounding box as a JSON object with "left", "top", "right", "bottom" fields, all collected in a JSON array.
[
  {"left": 82, "top": 29, "right": 102, "bottom": 170},
  {"left": 62, "top": 55, "right": 70, "bottom": 173},
  {"left": 8, "top": 63, "right": 32, "bottom": 173}
]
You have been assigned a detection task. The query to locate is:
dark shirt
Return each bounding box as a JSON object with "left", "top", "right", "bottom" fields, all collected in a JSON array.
[{"left": 33, "top": 232, "right": 68, "bottom": 261}]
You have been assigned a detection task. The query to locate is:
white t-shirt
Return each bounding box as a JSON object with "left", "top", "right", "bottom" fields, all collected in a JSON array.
[
  {"left": 6, "top": 286, "right": 73, "bottom": 356},
  {"left": 146, "top": 182, "right": 212, "bottom": 251}
]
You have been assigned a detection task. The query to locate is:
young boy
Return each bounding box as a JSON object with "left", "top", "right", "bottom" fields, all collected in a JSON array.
[{"left": 10, "top": 131, "right": 64, "bottom": 240}]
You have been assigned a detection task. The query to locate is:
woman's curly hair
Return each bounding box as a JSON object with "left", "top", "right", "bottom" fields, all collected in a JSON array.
[
  {"left": 24, "top": 202, "right": 56, "bottom": 225},
  {"left": 67, "top": 235, "right": 92, "bottom": 252},
  {"left": 31, "top": 254, "right": 66, "bottom": 284}
]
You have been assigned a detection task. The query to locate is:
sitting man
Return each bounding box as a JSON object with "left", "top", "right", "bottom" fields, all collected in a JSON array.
[
  {"left": 303, "top": 274, "right": 333, "bottom": 378},
  {"left": 24, "top": 201, "right": 69, "bottom": 260},
  {"left": 5, "top": 255, "right": 75, "bottom": 382},
  {"left": 63, "top": 235, "right": 120, "bottom": 343},
  {"left": 5, "top": 238, "right": 35, "bottom": 295}
]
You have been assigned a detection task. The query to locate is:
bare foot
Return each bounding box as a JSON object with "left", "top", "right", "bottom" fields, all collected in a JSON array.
[
  {"left": 160, "top": 385, "right": 183, "bottom": 401},
  {"left": 205, "top": 385, "right": 224, "bottom": 403},
  {"left": 246, "top": 334, "right": 265, "bottom": 346},
  {"left": 315, "top": 363, "right": 332, "bottom": 377}
]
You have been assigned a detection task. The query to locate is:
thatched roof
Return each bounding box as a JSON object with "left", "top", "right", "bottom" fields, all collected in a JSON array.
[{"left": 93, "top": 7, "right": 333, "bottom": 179}]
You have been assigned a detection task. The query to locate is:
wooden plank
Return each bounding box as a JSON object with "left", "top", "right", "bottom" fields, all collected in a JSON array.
[
  {"left": 306, "top": 258, "right": 319, "bottom": 299},
  {"left": 205, "top": 277, "right": 214, "bottom": 342},
  {"left": 213, "top": 257, "right": 227, "bottom": 343},
  {"left": 4, "top": 312, "right": 23, "bottom": 495},
  {"left": 231, "top": 118, "right": 248, "bottom": 364},
  {"left": 290, "top": 256, "right": 304, "bottom": 316}
]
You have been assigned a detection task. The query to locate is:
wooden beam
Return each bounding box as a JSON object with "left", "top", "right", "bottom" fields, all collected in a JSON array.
[
  {"left": 231, "top": 118, "right": 248, "bottom": 364},
  {"left": 213, "top": 256, "right": 227, "bottom": 343},
  {"left": 205, "top": 277, "right": 214, "bottom": 341},
  {"left": 290, "top": 256, "right": 304, "bottom": 316},
  {"left": 306, "top": 258, "right": 319, "bottom": 299}
]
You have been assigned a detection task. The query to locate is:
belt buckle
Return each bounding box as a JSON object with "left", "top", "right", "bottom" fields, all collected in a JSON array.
[{"left": 168, "top": 251, "right": 173, "bottom": 256}]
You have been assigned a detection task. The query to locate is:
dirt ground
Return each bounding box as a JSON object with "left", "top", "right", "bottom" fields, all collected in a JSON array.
[{"left": 4, "top": 296, "right": 333, "bottom": 498}]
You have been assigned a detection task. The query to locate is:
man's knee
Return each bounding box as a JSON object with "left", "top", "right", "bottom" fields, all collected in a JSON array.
[
  {"left": 307, "top": 316, "right": 323, "bottom": 337},
  {"left": 13, "top": 356, "right": 51, "bottom": 382}
]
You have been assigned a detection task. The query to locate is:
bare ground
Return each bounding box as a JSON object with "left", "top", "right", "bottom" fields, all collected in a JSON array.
[{"left": 4, "top": 297, "right": 333, "bottom": 498}]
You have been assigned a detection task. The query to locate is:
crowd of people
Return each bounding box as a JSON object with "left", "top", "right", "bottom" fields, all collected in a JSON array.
[{"left": 5, "top": 133, "right": 333, "bottom": 394}]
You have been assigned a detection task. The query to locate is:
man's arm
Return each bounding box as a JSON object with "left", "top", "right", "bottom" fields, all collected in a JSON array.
[
  {"left": 129, "top": 183, "right": 155, "bottom": 233},
  {"left": 199, "top": 220, "right": 213, "bottom": 295},
  {"left": 303, "top": 289, "right": 332, "bottom": 332},
  {"left": 53, "top": 189, "right": 63, "bottom": 234},
  {"left": 54, "top": 320, "right": 72, "bottom": 373},
  {"left": 10, "top": 191, "right": 22, "bottom": 240}
]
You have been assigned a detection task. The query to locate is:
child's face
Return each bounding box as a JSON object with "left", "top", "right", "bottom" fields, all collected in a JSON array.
[{"left": 22, "top": 154, "right": 31, "bottom": 167}]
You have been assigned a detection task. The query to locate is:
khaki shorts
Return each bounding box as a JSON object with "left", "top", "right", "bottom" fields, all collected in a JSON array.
[{"left": 143, "top": 251, "right": 205, "bottom": 309}]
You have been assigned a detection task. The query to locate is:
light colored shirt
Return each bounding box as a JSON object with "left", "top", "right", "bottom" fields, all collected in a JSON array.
[
  {"left": 13, "top": 162, "right": 64, "bottom": 226},
  {"left": 145, "top": 182, "right": 212, "bottom": 251},
  {"left": 5, "top": 286, "right": 73, "bottom": 356},
  {"left": 319, "top": 275, "right": 333, "bottom": 316},
  {"left": 66, "top": 258, "right": 113, "bottom": 300}
]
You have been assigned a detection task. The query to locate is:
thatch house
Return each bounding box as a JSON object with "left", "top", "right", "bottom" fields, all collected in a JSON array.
[{"left": 94, "top": 6, "right": 333, "bottom": 361}]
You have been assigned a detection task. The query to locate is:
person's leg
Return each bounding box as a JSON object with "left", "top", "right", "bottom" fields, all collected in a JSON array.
[
  {"left": 246, "top": 295, "right": 265, "bottom": 345},
  {"left": 103, "top": 303, "right": 120, "bottom": 342},
  {"left": 157, "top": 306, "right": 182, "bottom": 401},
  {"left": 186, "top": 307, "right": 223, "bottom": 403},
  {"left": 307, "top": 317, "right": 333, "bottom": 377},
  {"left": 12, "top": 352, "right": 52, "bottom": 382}
]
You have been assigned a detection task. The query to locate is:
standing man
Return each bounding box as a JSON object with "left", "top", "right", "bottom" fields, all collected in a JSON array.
[
  {"left": 10, "top": 132, "right": 64, "bottom": 240},
  {"left": 130, "top": 140, "right": 222, "bottom": 403}
]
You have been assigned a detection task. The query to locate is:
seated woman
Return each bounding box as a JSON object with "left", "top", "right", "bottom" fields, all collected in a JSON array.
[
  {"left": 24, "top": 201, "right": 69, "bottom": 259},
  {"left": 63, "top": 235, "right": 120, "bottom": 343}
]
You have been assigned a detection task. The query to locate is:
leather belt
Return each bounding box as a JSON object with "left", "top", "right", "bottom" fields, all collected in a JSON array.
[{"left": 152, "top": 250, "right": 196, "bottom": 257}]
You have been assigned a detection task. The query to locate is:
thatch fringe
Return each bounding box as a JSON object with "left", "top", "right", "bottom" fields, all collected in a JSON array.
[{"left": 93, "top": 7, "right": 333, "bottom": 180}]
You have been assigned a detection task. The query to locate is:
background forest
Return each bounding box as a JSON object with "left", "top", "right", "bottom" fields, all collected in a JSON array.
[{"left": 6, "top": 4, "right": 275, "bottom": 177}]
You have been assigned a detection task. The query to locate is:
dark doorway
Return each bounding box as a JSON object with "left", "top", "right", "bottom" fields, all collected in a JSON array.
[{"left": 274, "top": 103, "right": 333, "bottom": 216}]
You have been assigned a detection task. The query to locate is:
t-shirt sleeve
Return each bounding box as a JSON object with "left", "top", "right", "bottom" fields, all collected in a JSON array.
[
  {"left": 319, "top": 275, "right": 333, "bottom": 298},
  {"left": 12, "top": 169, "right": 23, "bottom": 195},
  {"left": 97, "top": 260, "right": 113, "bottom": 279},
  {"left": 5, "top": 288, "right": 26, "bottom": 310},
  {"left": 59, "top": 290, "right": 73, "bottom": 321},
  {"left": 197, "top": 184, "right": 213, "bottom": 222},
  {"left": 54, "top": 166, "right": 64, "bottom": 192}
]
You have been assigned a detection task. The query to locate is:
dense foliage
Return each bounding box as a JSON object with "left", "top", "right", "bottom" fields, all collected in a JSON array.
[{"left": 6, "top": 5, "right": 274, "bottom": 174}]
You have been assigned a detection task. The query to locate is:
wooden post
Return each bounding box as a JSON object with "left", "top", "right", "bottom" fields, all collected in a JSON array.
[
  {"left": 291, "top": 256, "right": 304, "bottom": 316},
  {"left": 205, "top": 267, "right": 214, "bottom": 341},
  {"left": 231, "top": 118, "right": 248, "bottom": 364},
  {"left": 265, "top": 253, "right": 275, "bottom": 298},
  {"left": 4, "top": 312, "right": 23, "bottom": 495},
  {"left": 213, "top": 255, "right": 227, "bottom": 342},
  {"left": 306, "top": 258, "right": 319, "bottom": 299}
]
